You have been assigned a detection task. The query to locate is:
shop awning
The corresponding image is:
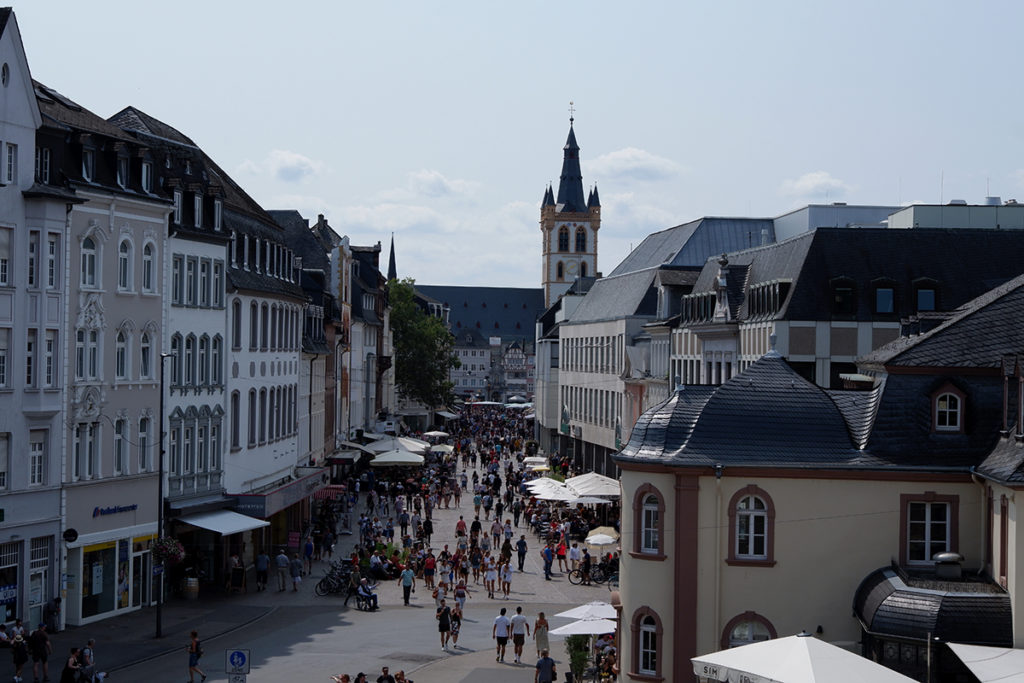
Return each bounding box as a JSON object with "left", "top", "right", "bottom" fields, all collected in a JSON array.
[
  {"left": 436, "top": 410, "right": 458, "bottom": 419},
  {"left": 313, "top": 485, "right": 346, "bottom": 501},
  {"left": 178, "top": 510, "right": 269, "bottom": 535}
]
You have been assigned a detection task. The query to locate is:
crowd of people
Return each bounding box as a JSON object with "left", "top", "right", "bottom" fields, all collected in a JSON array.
[{"left": 321, "top": 403, "right": 619, "bottom": 681}]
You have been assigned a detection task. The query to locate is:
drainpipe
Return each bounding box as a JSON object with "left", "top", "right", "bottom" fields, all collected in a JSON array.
[
  {"left": 308, "top": 355, "right": 315, "bottom": 466},
  {"left": 714, "top": 463, "right": 724, "bottom": 641}
]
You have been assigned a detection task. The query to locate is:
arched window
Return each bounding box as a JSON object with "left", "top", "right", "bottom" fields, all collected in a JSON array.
[
  {"left": 231, "top": 391, "right": 241, "bottom": 449},
  {"left": 138, "top": 417, "right": 150, "bottom": 472},
  {"left": 556, "top": 261, "right": 564, "bottom": 280},
  {"left": 211, "top": 335, "right": 223, "bottom": 385},
  {"left": 271, "top": 305, "right": 278, "bottom": 350},
  {"left": 260, "top": 303, "right": 269, "bottom": 349},
  {"left": 198, "top": 335, "right": 209, "bottom": 386},
  {"left": 140, "top": 332, "right": 152, "bottom": 379},
  {"left": 268, "top": 388, "right": 277, "bottom": 441},
  {"left": 113, "top": 419, "right": 126, "bottom": 475},
  {"left": 142, "top": 243, "right": 154, "bottom": 292},
  {"left": 81, "top": 237, "right": 97, "bottom": 287},
  {"left": 727, "top": 485, "right": 776, "bottom": 566},
  {"left": 722, "top": 611, "right": 776, "bottom": 649},
  {"left": 933, "top": 384, "right": 965, "bottom": 433},
  {"left": 210, "top": 422, "right": 221, "bottom": 471},
  {"left": 184, "top": 335, "right": 195, "bottom": 386},
  {"left": 183, "top": 424, "right": 194, "bottom": 473},
  {"left": 115, "top": 331, "right": 128, "bottom": 379},
  {"left": 630, "top": 608, "right": 663, "bottom": 678},
  {"left": 170, "top": 334, "right": 182, "bottom": 385},
  {"left": 249, "top": 301, "right": 259, "bottom": 350},
  {"left": 247, "top": 389, "right": 257, "bottom": 446},
  {"left": 231, "top": 299, "right": 242, "bottom": 349},
  {"left": 632, "top": 484, "right": 665, "bottom": 559},
  {"left": 580, "top": 261, "right": 588, "bottom": 278},
  {"left": 259, "top": 388, "right": 267, "bottom": 443},
  {"left": 575, "top": 227, "right": 587, "bottom": 253},
  {"left": 558, "top": 226, "right": 569, "bottom": 252},
  {"left": 118, "top": 240, "right": 132, "bottom": 290},
  {"left": 197, "top": 425, "right": 208, "bottom": 472}
]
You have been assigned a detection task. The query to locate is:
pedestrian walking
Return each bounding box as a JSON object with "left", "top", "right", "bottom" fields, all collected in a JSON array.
[
  {"left": 450, "top": 606, "right": 463, "bottom": 650},
  {"left": 289, "top": 552, "right": 304, "bottom": 591},
  {"left": 58, "top": 646, "right": 80, "bottom": 683},
  {"left": 303, "top": 537, "right": 315, "bottom": 575},
  {"left": 516, "top": 535, "right": 529, "bottom": 571},
  {"left": 376, "top": 665, "right": 396, "bottom": 683},
  {"left": 275, "top": 548, "right": 289, "bottom": 591},
  {"left": 500, "top": 561, "right": 513, "bottom": 599},
  {"left": 510, "top": 605, "right": 531, "bottom": 664},
  {"left": 453, "top": 579, "right": 470, "bottom": 611},
  {"left": 534, "top": 612, "right": 550, "bottom": 658},
  {"left": 540, "top": 543, "right": 554, "bottom": 580},
  {"left": 28, "top": 622, "right": 51, "bottom": 683},
  {"left": 398, "top": 565, "right": 416, "bottom": 606},
  {"left": 186, "top": 630, "right": 206, "bottom": 683},
  {"left": 436, "top": 599, "right": 452, "bottom": 651},
  {"left": 255, "top": 550, "right": 270, "bottom": 591},
  {"left": 534, "top": 648, "right": 557, "bottom": 683},
  {"left": 492, "top": 607, "right": 511, "bottom": 662},
  {"left": 80, "top": 638, "right": 98, "bottom": 683},
  {"left": 11, "top": 633, "right": 28, "bottom": 683}
]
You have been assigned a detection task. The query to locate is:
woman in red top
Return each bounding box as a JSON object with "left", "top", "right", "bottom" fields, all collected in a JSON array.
[{"left": 556, "top": 540, "right": 568, "bottom": 572}]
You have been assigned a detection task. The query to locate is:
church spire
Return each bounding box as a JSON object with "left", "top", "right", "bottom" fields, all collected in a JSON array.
[
  {"left": 387, "top": 233, "right": 397, "bottom": 281},
  {"left": 555, "top": 110, "right": 586, "bottom": 213}
]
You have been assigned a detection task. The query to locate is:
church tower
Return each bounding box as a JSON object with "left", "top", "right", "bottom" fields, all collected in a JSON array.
[{"left": 541, "top": 113, "right": 600, "bottom": 308}]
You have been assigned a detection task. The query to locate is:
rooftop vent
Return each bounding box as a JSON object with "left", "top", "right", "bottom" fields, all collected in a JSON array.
[
  {"left": 933, "top": 551, "right": 963, "bottom": 580},
  {"left": 948, "top": 199, "right": 968, "bottom": 205},
  {"left": 985, "top": 196, "right": 1002, "bottom": 206}
]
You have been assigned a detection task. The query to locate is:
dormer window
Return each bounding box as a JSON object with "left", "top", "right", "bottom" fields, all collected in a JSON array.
[
  {"left": 185, "top": 160, "right": 192, "bottom": 175},
  {"left": 141, "top": 161, "right": 152, "bottom": 193},
  {"left": 214, "top": 199, "right": 223, "bottom": 231},
  {"left": 194, "top": 194, "right": 202, "bottom": 228},
  {"left": 173, "top": 190, "right": 182, "bottom": 224},
  {"left": 874, "top": 286, "right": 894, "bottom": 314},
  {"left": 82, "top": 148, "right": 95, "bottom": 182},
  {"left": 116, "top": 156, "right": 128, "bottom": 188},
  {"left": 932, "top": 383, "right": 965, "bottom": 433},
  {"left": 830, "top": 277, "right": 856, "bottom": 316}
]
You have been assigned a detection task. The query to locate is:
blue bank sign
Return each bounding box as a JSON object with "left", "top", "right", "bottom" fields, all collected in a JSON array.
[{"left": 93, "top": 503, "right": 138, "bottom": 518}]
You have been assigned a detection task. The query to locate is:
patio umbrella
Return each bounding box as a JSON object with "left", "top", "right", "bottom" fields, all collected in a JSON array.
[
  {"left": 523, "top": 456, "right": 548, "bottom": 466},
  {"left": 570, "top": 496, "right": 612, "bottom": 505},
  {"left": 947, "top": 643, "right": 1024, "bottom": 682},
  {"left": 585, "top": 533, "right": 618, "bottom": 546},
  {"left": 588, "top": 526, "right": 620, "bottom": 540},
  {"left": 536, "top": 488, "right": 578, "bottom": 502},
  {"left": 369, "top": 449, "right": 425, "bottom": 467},
  {"left": 565, "top": 472, "right": 621, "bottom": 498},
  {"left": 508, "top": 395, "right": 527, "bottom": 403},
  {"left": 549, "top": 617, "right": 618, "bottom": 636},
  {"left": 423, "top": 430, "right": 449, "bottom": 438},
  {"left": 367, "top": 437, "right": 430, "bottom": 454},
  {"left": 692, "top": 633, "right": 917, "bottom": 683},
  {"left": 531, "top": 465, "right": 552, "bottom": 472},
  {"left": 555, "top": 601, "right": 617, "bottom": 620},
  {"left": 430, "top": 444, "right": 454, "bottom": 454}
]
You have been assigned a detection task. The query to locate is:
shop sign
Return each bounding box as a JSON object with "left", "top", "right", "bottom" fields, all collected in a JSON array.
[
  {"left": 92, "top": 503, "right": 138, "bottom": 517},
  {"left": 234, "top": 471, "right": 330, "bottom": 519}
]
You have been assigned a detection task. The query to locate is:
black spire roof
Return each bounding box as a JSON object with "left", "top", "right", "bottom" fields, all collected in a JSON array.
[
  {"left": 542, "top": 184, "right": 555, "bottom": 207},
  {"left": 556, "top": 123, "right": 587, "bottom": 213},
  {"left": 387, "top": 234, "right": 397, "bottom": 281},
  {"left": 588, "top": 183, "right": 601, "bottom": 208}
]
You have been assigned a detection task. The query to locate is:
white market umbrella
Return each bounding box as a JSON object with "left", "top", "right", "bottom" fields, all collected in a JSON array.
[
  {"left": 369, "top": 448, "right": 425, "bottom": 467},
  {"left": 430, "top": 444, "right": 454, "bottom": 454},
  {"left": 948, "top": 643, "right": 1024, "bottom": 682},
  {"left": 549, "top": 617, "right": 617, "bottom": 636},
  {"left": 531, "top": 465, "right": 552, "bottom": 472},
  {"left": 692, "top": 634, "right": 917, "bottom": 683},
  {"left": 555, "top": 601, "right": 616, "bottom": 620},
  {"left": 585, "top": 533, "right": 618, "bottom": 546},
  {"left": 537, "top": 488, "right": 578, "bottom": 502},
  {"left": 523, "top": 456, "right": 548, "bottom": 466},
  {"left": 423, "top": 430, "right": 449, "bottom": 438},
  {"left": 571, "top": 496, "right": 612, "bottom": 505},
  {"left": 565, "top": 472, "right": 621, "bottom": 498},
  {"left": 367, "top": 437, "right": 430, "bottom": 454},
  {"left": 508, "top": 395, "right": 528, "bottom": 403},
  {"left": 468, "top": 400, "right": 503, "bottom": 406}
]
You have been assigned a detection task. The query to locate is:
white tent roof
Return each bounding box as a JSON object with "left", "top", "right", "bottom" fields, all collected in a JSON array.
[
  {"left": 555, "top": 601, "right": 616, "bottom": 620},
  {"left": 948, "top": 643, "right": 1024, "bottom": 682},
  {"left": 367, "top": 437, "right": 430, "bottom": 454},
  {"left": 178, "top": 510, "right": 269, "bottom": 535},
  {"left": 565, "top": 472, "right": 620, "bottom": 497},
  {"left": 692, "top": 634, "right": 917, "bottom": 683},
  {"left": 549, "top": 617, "right": 617, "bottom": 636},
  {"left": 369, "top": 449, "right": 425, "bottom": 467}
]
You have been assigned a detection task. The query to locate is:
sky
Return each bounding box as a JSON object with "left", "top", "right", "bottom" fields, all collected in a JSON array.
[{"left": 13, "top": 1, "right": 1024, "bottom": 288}]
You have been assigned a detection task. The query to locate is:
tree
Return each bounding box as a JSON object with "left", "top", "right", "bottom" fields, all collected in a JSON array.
[{"left": 389, "top": 278, "right": 459, "bottom": 407}]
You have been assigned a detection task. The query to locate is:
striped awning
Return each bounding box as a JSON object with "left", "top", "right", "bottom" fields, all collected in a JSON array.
[{"left": 313, "top": 484, "right": 346, "bottom": 501}]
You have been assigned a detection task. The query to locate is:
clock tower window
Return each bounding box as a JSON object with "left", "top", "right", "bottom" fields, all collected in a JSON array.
[
  {"left": 575, "top": 228, "right": 587, "bottom": 253},
  {"left": 556, "top": 261, "right": 564, "bottom": 280},
  {"left": 580, "top": 261, "right": 588, "bottom": 277},
  {"left": 558, "top": 227, "right": 570, "bottom": 252}
]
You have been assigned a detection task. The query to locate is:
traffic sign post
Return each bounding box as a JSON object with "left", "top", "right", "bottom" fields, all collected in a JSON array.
[{"left": 226, "top": 649, "right": 251, "bottom": 675}]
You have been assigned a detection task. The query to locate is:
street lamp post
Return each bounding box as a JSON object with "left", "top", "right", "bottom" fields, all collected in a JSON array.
[{"left": 156, "top": 352, "right": 171, "bottom": 639}]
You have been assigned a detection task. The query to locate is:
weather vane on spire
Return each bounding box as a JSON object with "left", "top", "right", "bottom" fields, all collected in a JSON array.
[{"left": 569, "top": 100, "right": 575, "bottom": 124}]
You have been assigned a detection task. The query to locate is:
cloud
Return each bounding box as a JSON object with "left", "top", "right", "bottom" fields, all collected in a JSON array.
[
  {"left": 585, "top": 147, "right": 682, "bottom": 182},
  {"left": 377, "top": 169, "right": 481, "bottom": 202},
  {"left": 780, "top": 171, "right": 850, "bottom": 197},
  {"left": 237, "top": 150, "right": 325, "bottom": 183}
]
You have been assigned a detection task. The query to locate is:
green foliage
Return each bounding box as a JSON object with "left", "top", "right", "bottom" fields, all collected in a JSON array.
[
  {"left": 565, "top": 635, "right": 591, "bottom": 680},
  {"left": 390, "top": 278, "right": 459, "bottom": 408}
]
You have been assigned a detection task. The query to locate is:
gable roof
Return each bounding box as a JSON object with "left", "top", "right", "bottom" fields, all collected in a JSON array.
[{"left": 416, "top": 285, "right": 543, "bottom": 342}]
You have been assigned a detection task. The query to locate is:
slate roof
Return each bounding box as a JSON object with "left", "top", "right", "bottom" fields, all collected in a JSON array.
[
  {"left": 567, "top": 269, "right": 658, "bottom": 324},
  {"left": 35, "top": 81, "right": 136, "bottom": 143},
  {"left": 416, "top": 285, "right": 543, "bottom": 343},
  {"left": 860, "top": 272, "right": 1024, "bottom": 370},
  {"left": 854, "top": 567, "right": 1011, "bottom": 646},
  {"left": 267, "top": 210, "right": 330, "bottom": 272},
  {"left": 555, "top": 123, "right": 586, "bottom": 213},
  {"left": 615, "top": 352, "right": 883, "bottom": 468},
  {"left": 977, "top": 437, "right": 1024, "bottom": 484}
]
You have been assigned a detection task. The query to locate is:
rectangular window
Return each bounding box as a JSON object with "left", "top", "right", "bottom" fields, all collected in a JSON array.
[
  {"left": 113, "top": 420, "right": 125, "bottom": 475},
  {"left": 918, "top": 288, "right": 936, "bottom": 312},
  {"left": 875, "top": 287, "right": 894, "bottom": 314},
  {"left": 74, "top": 423, "right": 99, "bottom": 480},
  {"left": 212, "top": 262, "right": 224, "bottom": 307},
  {"left": 173, "top": 190, "right": 182, "bottom": 224},
  {"left": 0, "top": 433, "right": 7, "bottom": 488},
  {"left": 211, "top": 424, "right": 220, "bottom": 470},
  {"left": 34, "top": 147, "right": 51, "bottom": 183},
  {"left": 172, "top": 255, "right": 184, "bottom": 305},
  {"left": 214, "top": 199, "right": 222, "bottom": 231},
  {"left": 88, "top": 330, "right": 98, "bottom": 379},
  {"left": 199, "top": 260, "right": 210, "bottom": 307},
  {"left": 6, "top": 143, "right": 17, "bottom": 184},
  {"left": 194, "top": 195, "right": 202, "bottom": 228},
  {"left": 138, "top": 419, "right": 149, "bottom": 472},
  {"left": 907, "top": 501, "right": 950, "bottom": 563},
  {"left": 82, "top": 148, "right": 94, "bottom": 182},
  {"left": 29, "top": 434, "right": 44, "bottom": 486},
  {"left": 186, "top": 257, "right": 196, "bottom": 305},
  {"left": 25, "top": 329, "right": 36, "bottom": 387},
  {"left": 43, "top": 330, "right": 55, "bottom": 388},
  {"left": 0, "top": 329, "right": 8, "bottom": 389},
  {"left": 0, "top": 228, "right": 9, "bottom": 286},
  {"left": 46, "top": 235, "right": 58, "bottom": 289},
  {"left": 116, "top": 157, "right": 128, "bottom": 188},
  {"left": 141, "top": 161, "right": 152, "bottom": 192},
  {"left": 27, "top": 232, "right": 38, "bottom": 288}
]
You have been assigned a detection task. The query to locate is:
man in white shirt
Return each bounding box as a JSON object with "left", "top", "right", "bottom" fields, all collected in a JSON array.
[
  {"left": 492, "top": 607, "right": 512, "bottom": 662},
  {"left": 509, "top": 605, "right": 531, "bottom": 664},
  {"left": 568, "top": 542, "right": 582, "bottom": 571}
]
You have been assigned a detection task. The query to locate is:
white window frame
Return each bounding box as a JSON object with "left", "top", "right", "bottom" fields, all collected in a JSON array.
[
  {"left": 118, "top": 239, "right": 132, "bottom": 291},
  {"left": 199, "top": 259, "right": 210, "bottom": 307},
  {"left": 43, "top": 330, "right": 55, "bottom": 388},
  {"left": 213, "top": 262, "right": 224, "bottom": 307},
  {"left": 184, "top": 335, "right": 195, "bottom": 386},
  {"left": 113, "top": 419, "right": 126, "bottom": 475},
  {"left": 142, "top": 243, "right": 154, "bottom": 292},
  {"left": 0, "top": 227, "right": 10, "bottom": 286},
  {"left": 214, "top": 199, "right": 222, "bottom": 231},
  {"left": 6, "top": 142, "right": 16, "bottom": 184},
  {"left": 0, "top": 433, "right": 8, "bottom": 489},
  {"left": 935, "top": 392, "right": 961, "bottom": 432},
  {"left": 639, "top": 615, "right": 657, "bottom": 675},
  {"left": 140, "top": 332, "right": 152, "bottom": 380},
  {"left": 81, "top": 237, "right": 97, "bottom": 288},
  {"left": 173, "top": 190, "right": 182, "bottom": 224},
  {"left": 27, "top": 231, "right": 38, "bottom": 288},
  {"left": 186, "top": 257, "right": 196, "bottom": 305},
  {"left": 735, "top": 495, "right": 768, "bottom": 560},
  {"left": 116, "top": 156, "right": 128, "bottom": 188},
  {"left": 211, "top": 335, "right": 222, "bottom": 385},
  {"left": 198, "top": 335, "right": 209, "bottom": 386},
  {"left": 82, "top": 148, "right": 94, "bottom": 182},
  {"left": 641, "top": 494, "right": 660, "bottom": 554},
  {"left": 907, "top": 501, "right": 951, "bottom": 564},
  {"left": 141, "top": 161, "right": 152, "bottom": 192},
  {"left": 29, "top": 435, "right": 44, "bottom": 487},
  {"left": 172, "top": 254, "right": 183, "bottom": 304},
  {"left": 194, "top": 194, "right": 202, "bottom": 228},
  {"left": 115, "top": 331, "right": 128, "bottom": 380},
  {"left": 138, "top": 418, "right": 150, "bottom": 472},
  {"left": 46, "top": 235, "right": 58, "bottom": 289},
  {"left": 25, "top": 329, "right": 36, "bottom": 387}
]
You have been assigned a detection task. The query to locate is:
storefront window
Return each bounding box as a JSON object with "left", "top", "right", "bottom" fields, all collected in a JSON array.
[
  {"left": 81, "top": 542, "right": 116, "bottom": 619},
  {"left": 0, "top": 541, "right": 19, "bottom": 621}
]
